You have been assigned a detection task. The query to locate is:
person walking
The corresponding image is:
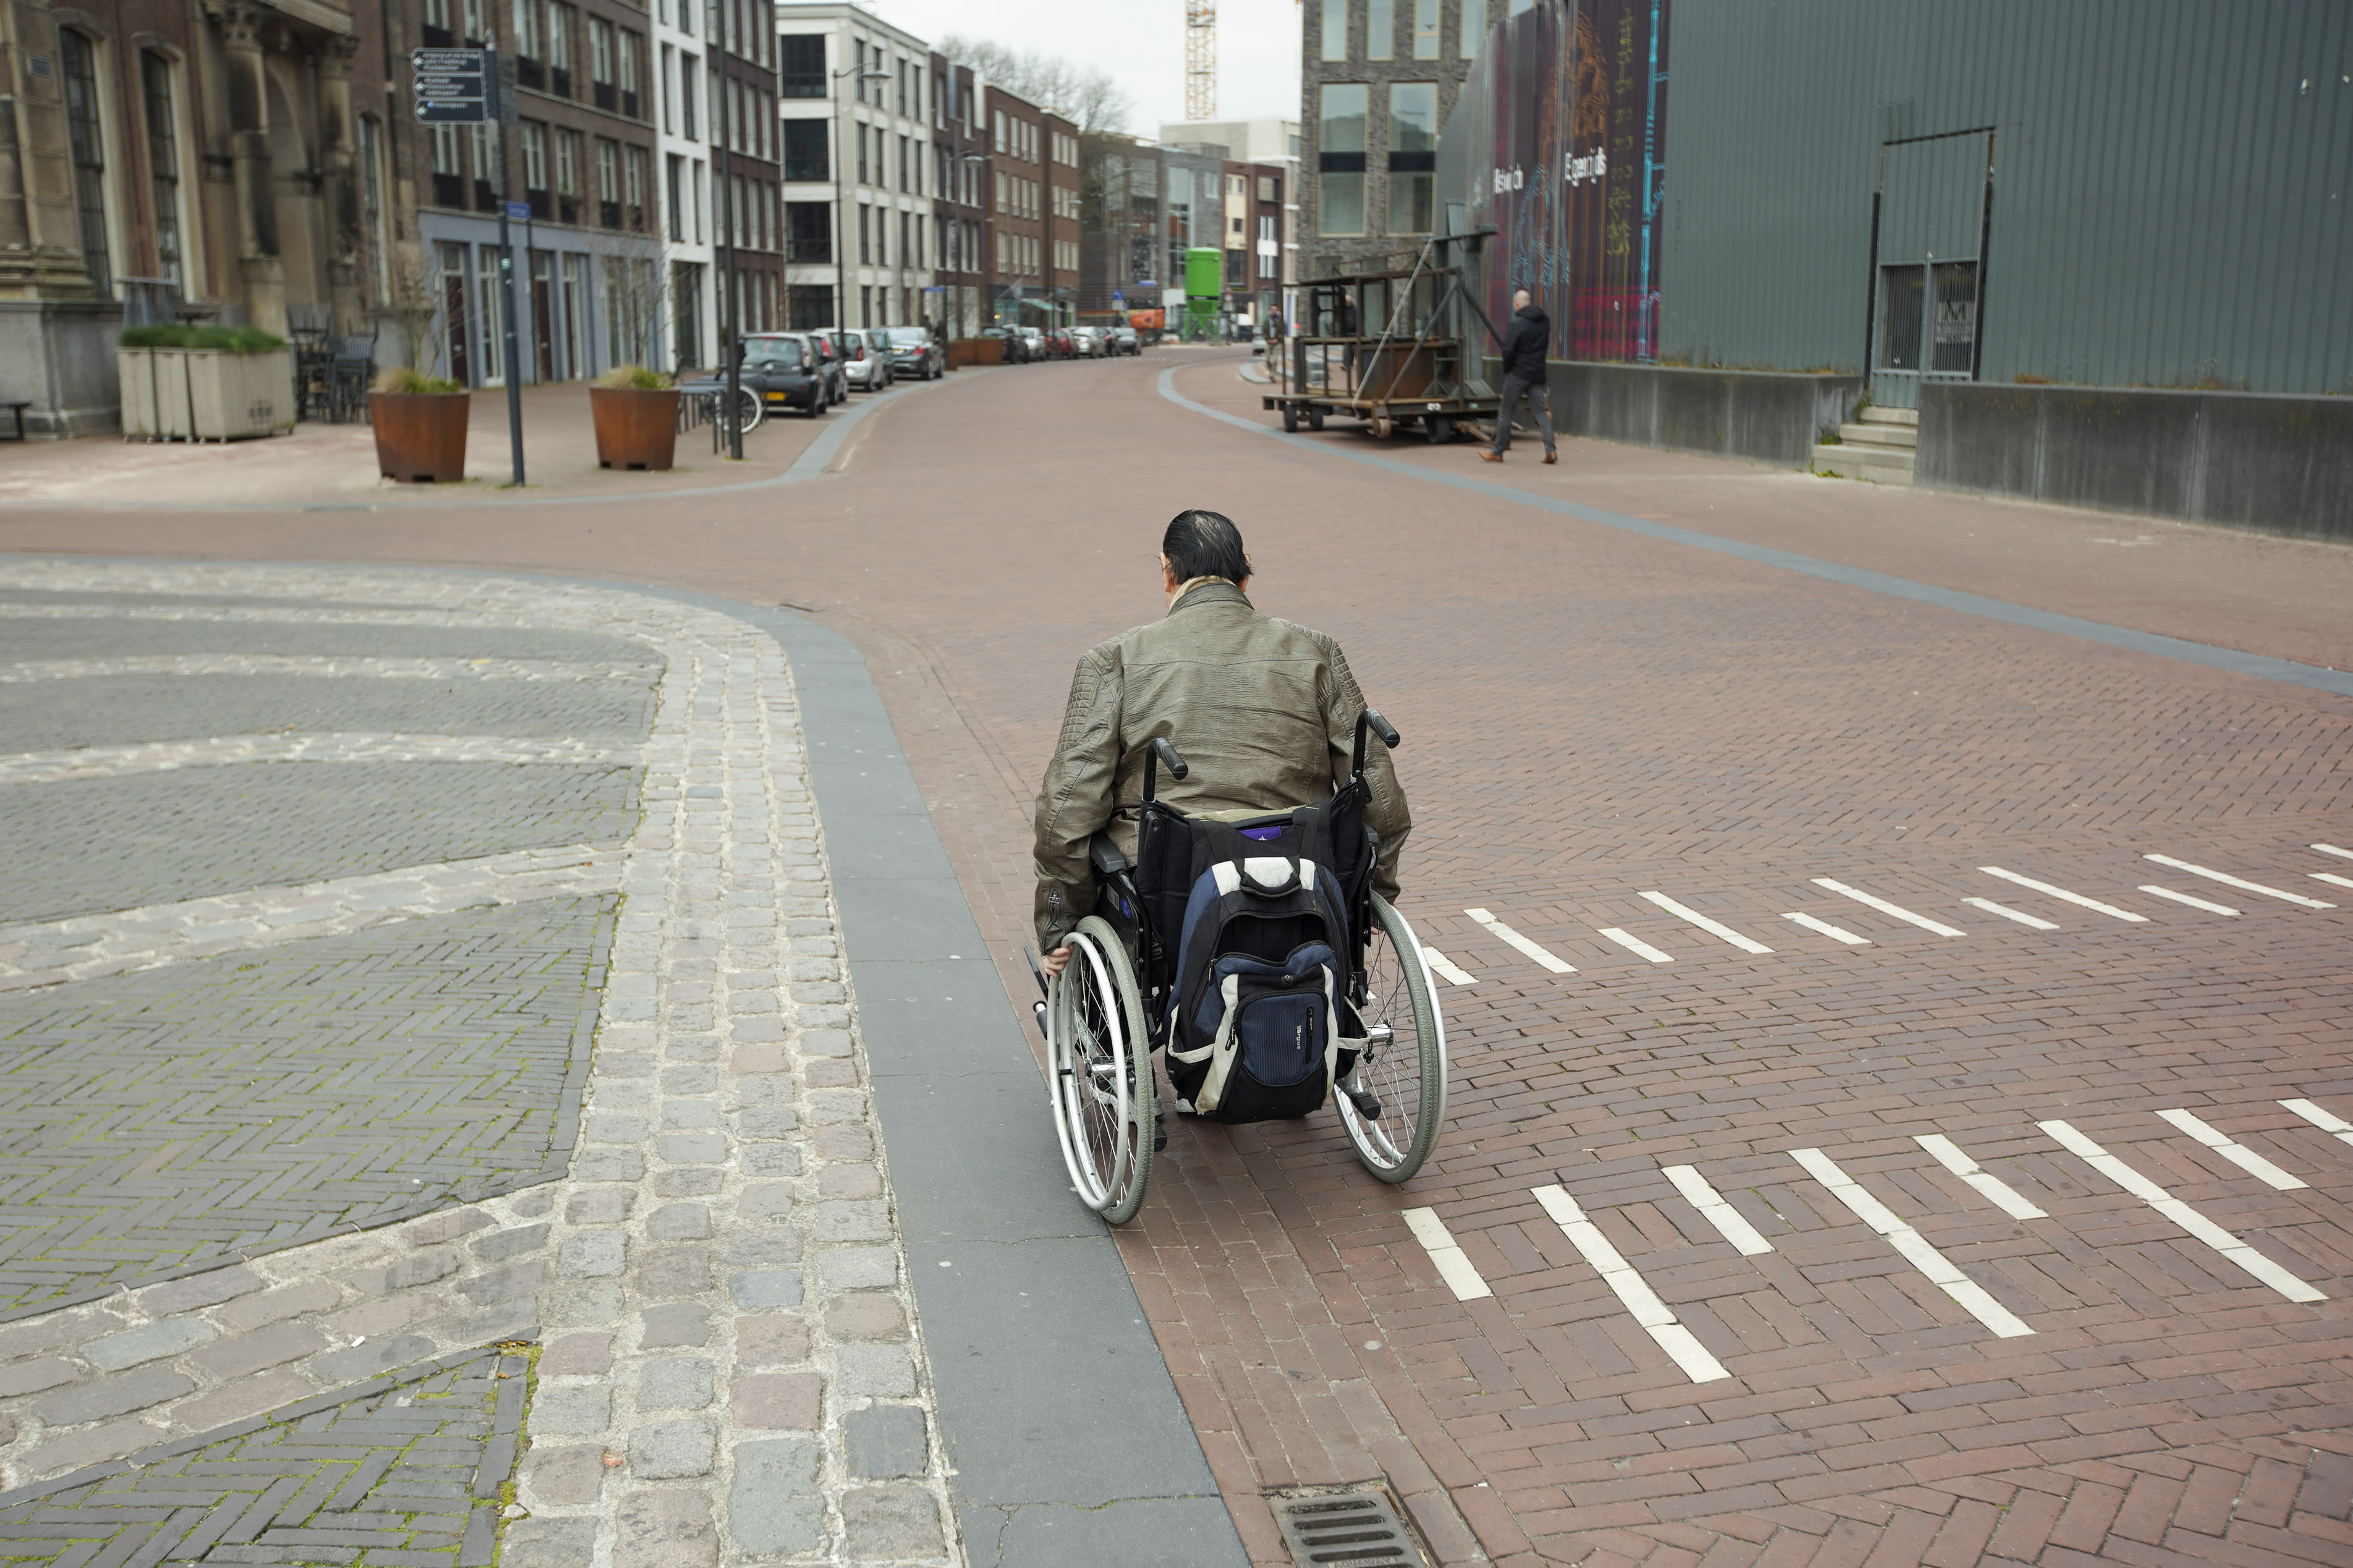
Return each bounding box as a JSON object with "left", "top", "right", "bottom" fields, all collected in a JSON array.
[{"left": 1483, "top": 288, "right": 1557, "bottom": 465}]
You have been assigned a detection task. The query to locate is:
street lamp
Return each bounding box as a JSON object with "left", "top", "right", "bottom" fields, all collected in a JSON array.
[{"left": 830, "top": 59, "right": 890, "bottom": 337}]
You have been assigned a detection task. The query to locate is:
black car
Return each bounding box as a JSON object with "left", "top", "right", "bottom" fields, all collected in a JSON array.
[
  {"left": 883, "top": 325, "right": 943, "bottom": 380},
  {"left": 979, "top": 325, "right": 1029, "bottom": 364},
  {"left": 681, "top": 333, "right": 825, "bottom": 419}
]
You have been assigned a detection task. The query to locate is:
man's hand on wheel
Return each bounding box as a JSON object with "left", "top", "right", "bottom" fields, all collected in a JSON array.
[{"left": 1040, "top": 946, "right": 1072, "bottom": 978}]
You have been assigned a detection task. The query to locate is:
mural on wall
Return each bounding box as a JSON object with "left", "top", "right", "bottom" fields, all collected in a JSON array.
[{"left": 1457, "top": 0, "right": 1668, "bottom": 362}]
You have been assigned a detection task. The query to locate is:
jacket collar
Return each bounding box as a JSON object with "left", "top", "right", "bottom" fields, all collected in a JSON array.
[{"left": 1168, "top": 579, "right": 1253, "bottom": 616}]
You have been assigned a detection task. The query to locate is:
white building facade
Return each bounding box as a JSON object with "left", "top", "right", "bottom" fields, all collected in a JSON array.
[{"left": 776, "top": 2, "right": 935, "bottom": 331}]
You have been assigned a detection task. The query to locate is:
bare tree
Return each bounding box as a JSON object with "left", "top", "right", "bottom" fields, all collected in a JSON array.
[{"left": 936, "top": 35, "right": 1132, "bottom": 135}]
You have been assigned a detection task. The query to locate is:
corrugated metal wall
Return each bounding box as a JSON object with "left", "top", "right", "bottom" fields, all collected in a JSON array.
[{"left": 1661, "top": 0, "right": 2353, "bottom": 392}]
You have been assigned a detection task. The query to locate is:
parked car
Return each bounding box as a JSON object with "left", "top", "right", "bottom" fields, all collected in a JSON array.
[
  {"left": 836, "top": 328, "right": 890, "bottom": 391},
  {"left": 1018, "top": 326, "right": 1046, "bottom": 360},
  {"left": 982, "top": 326, "right": 1029, "bottom": 363},
  {"left": 1110, "top": 326, "right": 1140, "bottom": 356},
  {"left": 683, "top": 333, "right": 825, "bottom": 419},
  {"left": 804, "top": 329, "right": 851, "bottom": 404},
  {"left": 884, "top": 325, "right": 943, "bottom": 380}
]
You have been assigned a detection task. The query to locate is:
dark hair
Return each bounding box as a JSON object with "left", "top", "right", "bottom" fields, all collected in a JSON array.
[{"left": 1162, "top": 510, "right": 1251, "bottom": 585}]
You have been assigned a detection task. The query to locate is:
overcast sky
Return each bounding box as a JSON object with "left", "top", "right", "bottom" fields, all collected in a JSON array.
[{"left": 856, "top": 0, "right": 1304, "bottom": 136}]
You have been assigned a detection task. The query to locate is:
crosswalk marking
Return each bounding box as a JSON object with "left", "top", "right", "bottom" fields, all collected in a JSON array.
[
  {"left": 2313, "top": 871, "right": 2353, "bottom": 892},
  {"left": 2312, "top": 844, "right": 2353, "bottom": 862},
  {"left": 1532, "top": 1185, "right": 1730, "bottom": 1383},
  {"left": 2142, "top": 854, "right": 2334, "bottom": 910},
  {"left": 1782, "top": 911, "right": 1868, "bottom": 944},
  {"left": 2281, "top": 1098, "right": 2353, "bottom": 1150},
  {"left": 1421, "top": 948, "right": 1476, "bottom": 986},
  {"left": 1463, "top": 908, "right": 1575, "bottom": 973},
  {"left": 1640, "top": 892, "right": 1772, "bottom": 954},
  {"left": 1915, "top": 1134, "right": 2048, "bottom": 1220},
  {"left": 2138, "top": 884, "right": 2240, "bottom": 915},
  {"left": 1596, "top": 928, "right": 1674, "bottom": 964},
  {"left": 1401, "top": 1208, "right": 1493, "bottom": 1301},
  {"left": 1812, "top": 878, "right": 1967, "bottom": 937},
  {"left": 1790, "top": 1148, "right": 2035, "bottom": 1337},
  {"left": 1962, "top": 897, "right": 2059, "bottom": 930},
  {"left": 1978, "top": 866, "right": 2148, "bottom": 922},
  {"left": 2040, "top": 1120, "right": 2325, "bottom": 1303},
  {"left": 2156, "top": 1109, "right": 2306, "bottom": 1190},
  {"left": 1662, "top": 1165, "right": 1773, "bottom": 1255}
]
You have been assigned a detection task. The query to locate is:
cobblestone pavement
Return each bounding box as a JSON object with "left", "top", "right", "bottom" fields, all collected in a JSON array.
[{"left": 0, "top": 563, "right": 954, "bottom": 1565}]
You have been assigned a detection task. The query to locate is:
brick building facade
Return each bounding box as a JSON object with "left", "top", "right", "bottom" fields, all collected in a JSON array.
[{"left": 1298, "top": 0, "right": 1480, "bottom": 278}]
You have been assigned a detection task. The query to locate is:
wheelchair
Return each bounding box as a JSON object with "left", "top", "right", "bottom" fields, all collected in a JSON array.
[{"left": 1030, "top": 710, "right": 1447, "bottom": 1224}]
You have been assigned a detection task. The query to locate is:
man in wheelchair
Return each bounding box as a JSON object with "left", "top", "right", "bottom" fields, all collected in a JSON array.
[{"left": 1031, "top": 511, "right": 1416, "bottom": 1181}]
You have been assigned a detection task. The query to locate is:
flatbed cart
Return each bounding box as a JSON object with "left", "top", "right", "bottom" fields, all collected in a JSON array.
[{"left": 1262, "top": 229, "right": 1504, "bottom": 444}]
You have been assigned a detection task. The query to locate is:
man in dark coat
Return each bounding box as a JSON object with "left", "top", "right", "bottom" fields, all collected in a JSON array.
[{"left": 1483, "top": 289, "right": 1557, "bottom": 464}]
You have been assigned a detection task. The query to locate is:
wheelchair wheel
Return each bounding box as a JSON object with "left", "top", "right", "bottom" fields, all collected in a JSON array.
[
  {"left": 1047, "top": 916, "right": 1154, "bottom": 1224},
  {"left": 1338, "top": 895, "right": 1445, "bottom": 1183}
]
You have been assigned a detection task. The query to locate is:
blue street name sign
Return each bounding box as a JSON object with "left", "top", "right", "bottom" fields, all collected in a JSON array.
[{"left": 505, "top": 201, "right": 530, "bottom": 221}]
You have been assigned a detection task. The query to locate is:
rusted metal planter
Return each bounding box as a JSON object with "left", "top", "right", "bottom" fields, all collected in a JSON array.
[
  {"left": 368, "top": 391, "right": 470, "bottom": 483},
  {"left": 591, "top": 386, "right": 683, "bottom": 470},
  {"left": 948, "top": 337, "right": 1003, "bottom": 368}
]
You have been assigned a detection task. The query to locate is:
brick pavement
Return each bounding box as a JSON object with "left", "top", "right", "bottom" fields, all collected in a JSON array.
[{"left": 1, "top": 355, "right": 2350, "bottom": 1563}]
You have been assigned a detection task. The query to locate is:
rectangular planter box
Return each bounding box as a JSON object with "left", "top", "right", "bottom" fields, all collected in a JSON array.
[{"left": 119, "top": 348, "right": 295, "bottom": 440}]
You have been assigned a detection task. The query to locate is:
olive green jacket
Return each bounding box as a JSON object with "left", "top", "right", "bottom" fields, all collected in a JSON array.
[{"left": 1032, "top": 581, "right": 1411, "bottom": 949}]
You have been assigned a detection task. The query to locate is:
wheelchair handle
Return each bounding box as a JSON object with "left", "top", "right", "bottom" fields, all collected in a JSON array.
[
  {"left": 1352, "top": 708, "right": 1402, "bottom": 779},
  {"left": 1142, "top": 735, "right": 1189, "bottom": 802}
]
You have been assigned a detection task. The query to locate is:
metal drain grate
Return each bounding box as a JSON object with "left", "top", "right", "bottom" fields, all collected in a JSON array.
[{"left": 1270, "top": 1484, "right": 1434, "bottom": 1567}]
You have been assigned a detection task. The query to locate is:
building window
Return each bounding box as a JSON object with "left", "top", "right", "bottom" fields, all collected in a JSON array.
[
  {"left": 1460, "top": 0, "right": 1485, "bottom": 57},
  {"left": 1366, "top": 0, "right": 1392, "bottom": 61},
  {"left": 140, "top": 51, "right": 181, "bottom": 286},
  {"left": 625, "top": 144, "right": 647, "bottom": 228},
  {"left": 788, "top": 201, "right": 830, "bottom": 261},
  {"left": 780, "top": 33, "right": 823, "bottom": 97},
  {"left": 618, "top": 29, "right": 640, "bottom": 116},
  {"left": 1317, "top": 83, "right": 1367, "bottom": 236},
  {"left": 666, "top": 152, "right": 684, "bottom": 239},
  {"left": 548, "top": 1, "right": 574, "bottom": 91},
  {"left": 679, "top": 53, "right": 697, "bottom": 140},
  {"left": 785, "top": 118, "right": 827, "bottom": 180},
  {"left": 1387, "top": 82, "right": 1436, "bottom": 234},
  {"left": 597, "top": 137, "right": 619, "bottom": 225},
  {"left": 425, "top": 0, "right": 453, "bottom": 45},
  {"left": 858, "top": 203, "right": 869, "bottom": 263},
  {"left": 1414, "top": 0, "right": 1440, "bottom": 57},
  {"left": 898, "top": 133, "right": 908, "bottom": 192},
  {"left": 1319, "top": 0, "right": 1346, "bottom": 61},
  {"left": 993, "top": 109, "right": 1005, "bottom": 153},
  {"left": 556, "top": 127, "right": 582, "bottom": 211},
  {"left": 59, "top": 31, "right": 109, "bottom": 294}
]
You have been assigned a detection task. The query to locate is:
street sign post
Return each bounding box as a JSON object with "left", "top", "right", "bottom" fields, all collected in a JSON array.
[{"left": 411, "top": 48, "right": 523, "bottom": 484}]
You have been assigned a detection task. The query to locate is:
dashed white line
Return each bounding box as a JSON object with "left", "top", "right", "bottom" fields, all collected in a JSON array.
[
  {"left": 1422, "top": 948, "right": 1477, "bottom": 986},
  {"left": 1531, "top": 1185, "right": 1730, "bottom": 1383},
  {"left": 1811, "top": 878, "right": 1966, "bottom": 937},
  {"left": 1596, "top": 928, "right": 1674, "bottom": 964},
  {"left": 1789, "top": 1148, "right": 2035, "bottom": 1337},
  {"left": 1662, "top": 1166, "right": 1773, "bottom": 1255},
  {"left": 2312, "top": 844, "right": 2353, "bottom": 862},
  {"left": 2138, "top": 885, "right": 2240, "bottom": 916},
  {"left": 2040, "top": 1120, "right": 2325, "bottom": 1303},
  {"left": 2312, "top": 872, "right": 2353, "bottom": 892},
  {"left": 1639, "top": 892, "right": 1773, "bottom": 954},
  {"left": 1463, "top": 908, "right": 1575, "bottom": 973},
  {"left": 2156, "top": 1109, "right": 2307, "bottom": 1190},
  {"left": 1915, "top": 1134, "right": 2048, "bottom": 1220},
  {"left": 2280, "top": 1098, "right": 2353, "bottom": 1151},
  {"left": 2142, "top": 854, "right": 2334, "bottom": 910},
  {"left": 1401, "top": 1208, "right": 1493, "bottom": 1301},
  {"left": 1782, "top": 911, "right": 1869, "bottom": 944},
  {"left": 1962, "top": 897, "right": 2059, "bottom": 930},
  {"left": 1978, "top": 866, "right": 2148, "bottom": 922}
]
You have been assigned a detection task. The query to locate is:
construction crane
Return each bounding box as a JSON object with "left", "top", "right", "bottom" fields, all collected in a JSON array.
[{"left": 1185, "top": 0, "right": 1216, "bottom": 120}]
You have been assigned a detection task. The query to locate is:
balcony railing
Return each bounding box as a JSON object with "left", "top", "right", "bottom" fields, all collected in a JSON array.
[
  {"left": 594, "top": 80, "right": 615, "bottom": 111},
  {"left": 516, "top": 56, "right": 543, "bottom": 88},
  {"left": 601, "top": 198, "right": 621, "bottom": 228},
  {"left": 432, "top": 172, "right": 464, "bottom": 207},
  {"left": 550, "top": 67, "right": 571, "bottom": 98},
  {"left": 527, "top": 187, "right": 550, "bottom": 220},
  {"left": 474, "top": 179, "right": 497, "bottom": 213}
]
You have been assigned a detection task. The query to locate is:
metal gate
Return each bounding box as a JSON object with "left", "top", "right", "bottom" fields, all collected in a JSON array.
[{"left": 1868, "top": 130, "right": 1993, "bottom": 409}]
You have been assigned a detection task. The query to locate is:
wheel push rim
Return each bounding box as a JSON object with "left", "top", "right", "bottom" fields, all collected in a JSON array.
[
  {"left": 1339, "top": 905, "right": 1442, "bottom": 1175},
  {"left": 1049, "top": 937, "right": 1134, "bottom": 1211}
]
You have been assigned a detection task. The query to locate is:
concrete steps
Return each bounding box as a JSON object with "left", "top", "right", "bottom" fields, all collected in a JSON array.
[{"left": 1814, "top": 405, "right": 1917, "bottom": 485}]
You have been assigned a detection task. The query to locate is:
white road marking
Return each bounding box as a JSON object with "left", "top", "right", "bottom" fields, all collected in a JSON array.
[
  {"left": 1463, "top": 908, "right": 1576, "bottom": 973},
  {"left": 1639, "top": 892, "right": 1773, "bottom": 954},
  {"left": 1812, "top": 878, "right": 1967, "bottom": 936},
  {"left": 2141, "top": 854, "right": 2334, "bottom": 910},
  {"left": 2280, "top": 1098, "right": 2353, "bottom": 1151},
  {"left": 2040, "top": 1120, "right": 2325, "bottom": 1303},
  {"left": 2156, "top": 1109, "right": 2307, "bottom": 1190},
  {"left": 2138, "top": 885, "right": 2240, "bottom": 916},
  {"left": 1531, "top": 1185, "right": 1729, "bottom": 1382},
  {"left": 2312, "top": 844, "right": 2353, "bottom": 862},
  {"left": 1422, "top": 948, "right": 1477, "bottom": 986},
  {"left": 2312, "top": 872, "right": 2353, "bottom": 892},
  {"left": 1662, "top": 1166, "right": 1773, "bottom": 1255},
  {"left": 1596, "top": 928, "right": 1674, "bottom": 964},
  {"left": 1962, "top": 897, "right": 2059, "bottom": 930},
  {"left": 1915, "top": 1134, "right": 2048, "bottom": 1220},
  {"left": 1978, "top": 866, "right": 2148, "bottom": 922},
  {"left": 1782, "top": 912, "right": 1869, "bottom": 944},
  {"left": 1401, "top": 1208, "right": 1493, "bottom": 1301},
  {"left": 1789, "top": 1148, "right": 2035, "bottom": 1337}
]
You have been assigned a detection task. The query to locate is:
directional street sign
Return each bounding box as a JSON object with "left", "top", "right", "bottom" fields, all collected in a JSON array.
[{"left": 412, "top": 47, "right": 492, "bottom": 123}]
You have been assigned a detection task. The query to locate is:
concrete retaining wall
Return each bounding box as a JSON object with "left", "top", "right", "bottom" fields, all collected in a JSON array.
[
  {"left": 1917, "top": 383, "right": 2353, "bottom": 544},
  {"left": 1536, "top": 362, "right": 1862, "bottom": 468}
]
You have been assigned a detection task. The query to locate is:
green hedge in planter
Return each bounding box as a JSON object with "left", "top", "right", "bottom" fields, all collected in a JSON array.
[{"left": 117, "top": 323, "right": 289, "bottom": 354}]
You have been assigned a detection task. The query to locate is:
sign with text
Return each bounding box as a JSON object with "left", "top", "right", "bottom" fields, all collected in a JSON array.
[{"left": 413, "top": 48, "right": 492, "bottom": 122}]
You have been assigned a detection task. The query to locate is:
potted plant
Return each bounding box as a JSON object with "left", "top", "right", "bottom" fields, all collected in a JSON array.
[
  {"left": 369, "top": 366, "right": 470, "bottom": 483},
  {"left": 117, "top": 324, "right": 294, "bottom": 441},
  {"left": 589, "top": 365, "right": 681, "bottom": 470}
]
